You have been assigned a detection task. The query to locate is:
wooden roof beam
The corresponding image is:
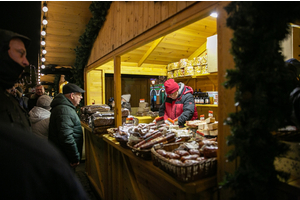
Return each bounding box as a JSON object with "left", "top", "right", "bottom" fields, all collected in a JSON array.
[
  {"left": 138, "top": 36, "right": 165, "bottom": 67},
  {"left": 188, "top": 41, "right": 207, "bottom": 60}
]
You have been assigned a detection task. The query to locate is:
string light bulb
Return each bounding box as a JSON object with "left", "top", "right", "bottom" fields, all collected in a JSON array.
[
  {"left": 42, "top": 16, "right": 48, "bottom": 25},
  {"left": 41, "top": 40, "right": 46, "bottom": 46},
  {"left": 41, "top": 27, "right": 46, "bottom": 36},
  {"left": 42, "top": 49, "right": 47, "bottom": 55},
  {"left": 42, "top": 3, "right": 48, "bottom": 13},
  {"left": 41, "top": 65, "right": 45, "bottom": 69},
  {"left": 41, "top": 56, "right": 46, "bottom": 62}
]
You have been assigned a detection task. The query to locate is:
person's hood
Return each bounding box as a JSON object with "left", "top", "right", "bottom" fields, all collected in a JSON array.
[
  {"left": 121, "top": 94, "right": 131, "bottom": 102},
  {"left": 176, "top": 82, "right": 194, "bottom": 100},
  {"left": 0, "top": 29, "right": 31, "bottom": 89},
  {"left": 50, "top": 93, "right": 75, "bottom": 109},
  {"left": 29, "top": 106, "right": 51, "bottom": 123}
]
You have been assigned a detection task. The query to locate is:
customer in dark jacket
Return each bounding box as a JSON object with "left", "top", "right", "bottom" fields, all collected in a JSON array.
[
  {"left": 48, "top": 83, "right": 85, "bottom": 169},
  {"left": 159, "top": 79, "right": 198, "bottom": 127},
  {"left": 0, "top": 29, "right": 31, "bottom": 131}
]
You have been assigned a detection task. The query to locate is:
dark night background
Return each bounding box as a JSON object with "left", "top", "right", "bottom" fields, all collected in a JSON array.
[{"left": 0, "top": 1, "right": 40, "bottom": 68}]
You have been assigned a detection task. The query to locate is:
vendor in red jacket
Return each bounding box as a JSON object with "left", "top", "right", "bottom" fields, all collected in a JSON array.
[{"left": 159, "top": 79, "right": 198, "bottom": 127}]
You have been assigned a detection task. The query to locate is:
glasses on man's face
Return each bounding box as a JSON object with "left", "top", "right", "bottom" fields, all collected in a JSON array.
[
  {"left": 74, "top": 92, "right": 82, "bottom": 97},
  {"left": 168, "top": 90, "right": 178, "bottom": 98}
]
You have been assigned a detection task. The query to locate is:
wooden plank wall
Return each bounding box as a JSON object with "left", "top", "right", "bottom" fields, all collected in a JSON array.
[
  {"left": 105, "top": 77, "right": 151, "bottom": 107},
  {"left": 87, "top": 1, "right": 196, "bottom": 66}
]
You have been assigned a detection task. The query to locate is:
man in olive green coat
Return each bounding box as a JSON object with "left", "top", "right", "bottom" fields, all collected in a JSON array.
[{"left": 48, "top": 83, "right": 85, "bottom": 169}]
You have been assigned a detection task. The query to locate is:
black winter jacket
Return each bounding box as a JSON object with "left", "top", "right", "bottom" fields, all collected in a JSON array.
[{"left": 0, "top": 87, "right": 31, "bottom": 132}]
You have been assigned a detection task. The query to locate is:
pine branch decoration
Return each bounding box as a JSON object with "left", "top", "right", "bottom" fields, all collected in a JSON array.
[{"left": 221, "top": 2, "right": 300, "bottom": 200}]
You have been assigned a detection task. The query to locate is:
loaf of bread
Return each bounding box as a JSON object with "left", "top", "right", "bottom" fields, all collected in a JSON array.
[
  {"left": 203, "top": 146, "right": 217, "bottom": 158},
  {"left": 93, "top": 116, "right": 114, "bottom": 127},
  {"left": 84, "top": 104, "right": 111, "bottom": 114}
]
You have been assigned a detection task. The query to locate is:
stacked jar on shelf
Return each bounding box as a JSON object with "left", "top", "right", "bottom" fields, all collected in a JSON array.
[{"left": 167, "top": 51, "right": 208, "bottom": 79}]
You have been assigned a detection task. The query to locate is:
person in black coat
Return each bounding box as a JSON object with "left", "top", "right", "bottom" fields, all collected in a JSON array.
[{"left": 0, "top": 121, "right": 89, "bottom": 200}]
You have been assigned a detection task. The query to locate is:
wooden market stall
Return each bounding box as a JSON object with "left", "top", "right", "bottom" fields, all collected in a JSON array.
[{"left": 83, "top": 1, "right": 236, "bottom": 199}]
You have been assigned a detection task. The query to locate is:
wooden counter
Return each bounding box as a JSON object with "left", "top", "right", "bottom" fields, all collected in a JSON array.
[{"left": 82, "top": 122, "right": 218, "bottom": 200}]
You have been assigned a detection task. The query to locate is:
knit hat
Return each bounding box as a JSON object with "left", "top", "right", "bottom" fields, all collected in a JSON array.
[
  {"left": 164, "top": 79, "right": 179, "bottom": 94},
  {"left": 37, "top": 95, "right": 52, "bottom": 110},
  {"left": 63, "top": 83, "right": 85, "bottom": 94}
]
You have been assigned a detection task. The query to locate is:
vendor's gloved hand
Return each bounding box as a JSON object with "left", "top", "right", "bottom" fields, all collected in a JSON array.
[
  {"left": 165, "top": 118, "right": 174, "bottom": 126},
  {"left": 174, "top": 118, "right": 178, "bottom": 125}
]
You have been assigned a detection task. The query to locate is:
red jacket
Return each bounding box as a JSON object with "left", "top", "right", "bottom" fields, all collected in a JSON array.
[{"left": 159, "top": 82, "right": 198, "bottom": 126}]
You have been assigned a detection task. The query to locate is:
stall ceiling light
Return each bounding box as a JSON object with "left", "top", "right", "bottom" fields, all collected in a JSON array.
[{"left": 210, "top": 12, "right": 218, "bottom": 18}]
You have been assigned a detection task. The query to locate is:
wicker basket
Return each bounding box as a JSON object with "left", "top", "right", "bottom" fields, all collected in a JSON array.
[
  {"left": 127, "top": 143, "right": 152, "bottom": 160},
  {"left": 151, "top": 142, "right": 217, "bottom": 182}
]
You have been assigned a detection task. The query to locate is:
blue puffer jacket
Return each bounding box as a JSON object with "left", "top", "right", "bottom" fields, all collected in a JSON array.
[{"left": 48, "top": 93, "right": 83, "bottom": 163}]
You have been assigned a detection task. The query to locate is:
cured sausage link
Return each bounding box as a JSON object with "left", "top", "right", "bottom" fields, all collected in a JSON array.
[{"left": 133, "top": 132, "right": 162, "bottom": 148}]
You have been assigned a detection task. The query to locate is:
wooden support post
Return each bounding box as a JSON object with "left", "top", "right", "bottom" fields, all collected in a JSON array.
[
  {"left": 114, "top": 56, "right": 122, "bottom": 127},
  {"left": 102, "top": 70, "right": 106, "bottom": 104},
  {"left": 216, "top": 2, "right": 236, "bottom": 200},
  {"left": 84, "top": 68, "right": 87, "bottom": 106}
]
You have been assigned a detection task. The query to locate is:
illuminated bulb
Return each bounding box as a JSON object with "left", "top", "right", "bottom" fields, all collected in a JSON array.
[
  {"left": 42, "top": 49, "right": 47, "bottom": 54},
  {"left": 42, "top": 19, "right": 48, "bottom": 25},
  {"left": 43, "top": 4, "right": 48, "bottom": 12},
  {"left": 38, "top": 69, "right": 40, "bottom": 72},
  {"left": 210, "top": 12, "right": 218, "bottom": 18},
  {"left": 41, "top": 65, "right": 45, "bottom": 69},
  {"left": 41, "top": 74, "right": 44, "bottom": 76},
  {"left": 41, "top": 40, "right": 46, "bottom": 46},
  {"left": 38, "top": 75, "right": 41, "bottom": 79},
  {"left": 38, "top": 78, "right": 40, "bottom": 81},
  {"left": 41, "top": 30, "right": 46, "bottom": 36},
  {"left": 41, "top": 57, "right": 46, "bottom": 62}
]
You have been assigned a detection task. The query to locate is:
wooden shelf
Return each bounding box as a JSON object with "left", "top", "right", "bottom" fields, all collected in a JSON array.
[
  {"left": 173, "top": 72, "right": 217, "bottom": 80},
  {"left": 196, "top": 104, "right": 218, "bottom": 107}
]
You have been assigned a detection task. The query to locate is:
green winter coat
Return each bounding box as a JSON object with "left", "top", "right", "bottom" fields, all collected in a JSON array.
[{"left": 48, "top": 93, "right": 83, "bottom": 163}]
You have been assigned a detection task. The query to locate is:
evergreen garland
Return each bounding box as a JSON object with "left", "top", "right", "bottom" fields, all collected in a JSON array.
[
  {"left": 221, "top": 2, "right": 300, "bottom": 200},
  {"left": 71, "top": 1, "right": 112, "bottom": 88}
]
